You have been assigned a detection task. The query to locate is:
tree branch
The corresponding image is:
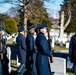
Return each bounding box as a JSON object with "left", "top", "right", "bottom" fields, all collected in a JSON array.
[
  {"left": 27, "top": 1, "right": 43, "bottom": 16},
  {"left": 55, "top": 25, "right": 61, "bottom": 28},
  {"left": 64, "top": 9, "right": 71, "bottom": 30}
]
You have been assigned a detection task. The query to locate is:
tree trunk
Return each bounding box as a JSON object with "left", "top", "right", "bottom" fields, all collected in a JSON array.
[
  {"left": 59, "top": 11, "right": 64, "bottom": 38},
  {"left": 23, "top": 0, "right": 27, "bottom": 37},
  {"left": 64, "top": 9, "right": 71, "bottom": 30}
]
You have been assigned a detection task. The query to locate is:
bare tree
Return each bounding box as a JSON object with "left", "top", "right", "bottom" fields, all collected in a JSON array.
[
  {"left": 56, "top": 0, "right": 71, "bottom": 38},
  {"left": 0, "top": 0, "right": 54, "bottom": 35}
]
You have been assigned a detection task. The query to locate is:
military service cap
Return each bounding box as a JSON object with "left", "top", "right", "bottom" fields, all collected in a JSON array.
[
  {"left": 74, "top": 26, "right": 76, "bottom": 29},
  {"left": 0, "top": 27, "right": 4, "bottom": 31},
  {"left": 37, "top": 24, "right": 47, "bottom": 29},
  {"left": 18, "top": 27, "right": 24, "bottom": 32},
  {"left": 27, "top": 25, "right": 35, "bottom": 30}
]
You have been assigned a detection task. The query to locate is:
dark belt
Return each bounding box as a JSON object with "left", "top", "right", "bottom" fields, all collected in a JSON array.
[{"left": 36, "top": 51, "right": 46, "bottom": 56}]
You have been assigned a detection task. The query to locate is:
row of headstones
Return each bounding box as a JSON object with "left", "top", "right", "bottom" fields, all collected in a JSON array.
[
  {"left": 50, "top": 37, "right": 69, "bottom": 48},
  {"left": 7, "top": 47, "right": 70, "bottom": 75}
]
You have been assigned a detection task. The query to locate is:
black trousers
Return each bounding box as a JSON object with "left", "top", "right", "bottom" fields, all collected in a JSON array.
[{"left": 2, "top": 55, "right": 9, "bottom": 75}]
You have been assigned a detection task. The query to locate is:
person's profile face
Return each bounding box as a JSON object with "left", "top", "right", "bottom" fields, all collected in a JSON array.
[
  {"left": 43, "top": 28, "right": 47, "bottom": 34},
  {"left": 20, "top": 31, "right": 25, "bottom": 35},
  {"left": 0, "top": 30, "right": 4, "bottom": 35},
  {"left": 42, "top": 28, "right": 47, "bottom": 34},
  {"left": 40, "top": 27, "right": 47, "bottom": 34},
  {"left": 2, "top": 30, "right": 5, "bottom": 35},
  {"left": 29, "top": 28, "right": 35, "bottom": 34}
]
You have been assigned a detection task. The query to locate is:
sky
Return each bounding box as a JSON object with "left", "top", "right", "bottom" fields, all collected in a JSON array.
[
  {"left": 44, "top": 0, "right": 63, "bottom": 18},
  {"left": 0, "top": 0, "right": 63, "bottom": 18},
  {"left": 0, "top": 3, "right": 13, "bottom": 13}
]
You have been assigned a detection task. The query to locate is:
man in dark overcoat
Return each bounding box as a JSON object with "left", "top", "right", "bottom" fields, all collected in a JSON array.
[
  {"left": 35, "top": 24, "right": 53, "bottom": 75},
  {"left": 0, "top": 27, "right": 9, "bottom": 75},
  {"left": 26, "top": 25, "right": 37, "bottom": 75},
  {"left": 16, "top": 27, "right": 26, "bottom": 74},
  {"left": 69, "top": 32, "right": 76, "bottom": 75}
]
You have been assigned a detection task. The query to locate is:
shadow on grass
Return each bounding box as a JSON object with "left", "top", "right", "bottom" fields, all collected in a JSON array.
[
  {"left": 66, "top": 68, "right": 74, "bottom": 75},
  {"left": 11, "top": 65, "right": 18, "bottom": 69},
  {"left": 9, "top": 70, "right": 31, "bottom": 75},
  {"left": 9, "top": 71, "right": 17, "bottom": 75},
  {"left": 67, "top": 68, "right": 73, "bottom": 73}
]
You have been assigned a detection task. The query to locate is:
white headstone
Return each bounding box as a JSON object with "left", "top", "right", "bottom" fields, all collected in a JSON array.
[
  {"left": 7, "top": 47, "right": 11, "bottom": 73},
  {"left": 60, "top": 41, "right": 63, "bottom": 46},
  {"left": 66, "top": 42, "right": 69, "bottom": 48},
  {"left": 51, "top": 37, "right": 55, "bottom": 48},
  {"left": 17, "top": 55, "right": 21, "bottom": 66},
  {"left": 50, "top": 57, "right": 68, "bottom": 75}
]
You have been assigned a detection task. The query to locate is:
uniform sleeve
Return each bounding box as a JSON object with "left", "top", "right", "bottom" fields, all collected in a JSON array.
[
  {"left": 69, "top": 38, "right": 73, "bottom": 57},
  {"left": 69, "top": 37, "right": 75, "bottom": 63},
  {"left": 2, "top": 39, "right": 7, "bottom": 54},
  {"left": 21, "top": 38, "right": 26, "bottom": 50},
  {"left": 2, "top": 39, "right": 6, "bottom": 49},
  {"left": 40, "top": 40, "right": 52, "bottom": 56},
  {"left": 28, "top": 36, "right": 34, "bottom": 51}
]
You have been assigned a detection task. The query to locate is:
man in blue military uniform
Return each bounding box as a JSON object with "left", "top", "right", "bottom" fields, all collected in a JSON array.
[
  {"left": 36, "top": 24, "right": 53, "bottom": 75},
  {"left": 0, "top": 27, "right": 9, "bottom": 75},
  {"left": 26, "top": 25, "right": 37, "bottom": 75},
  {"left": 69, "top": 29, "right": 76, "bottom": 75},
  {"left": 16, "top": 27, "right": 26, "bottom": 74}
]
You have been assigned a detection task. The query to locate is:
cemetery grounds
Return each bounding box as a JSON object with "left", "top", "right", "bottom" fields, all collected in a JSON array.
[{"left": 7, "top": 38, "right": 74, "bottom": 75}]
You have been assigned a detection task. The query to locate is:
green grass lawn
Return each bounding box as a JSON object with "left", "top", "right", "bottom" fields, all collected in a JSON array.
[
  {"left": 67, "top": 68, "right": 74, "bottom": 75},
  {"left": 11, "top": 60, "right": 19, "bottom": 71},
  {"left": 52, "top": 44, "right": 68, "bottom": 50},
  {"left": 7, "top": 37, "right": 14, "bottom": 44}
]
